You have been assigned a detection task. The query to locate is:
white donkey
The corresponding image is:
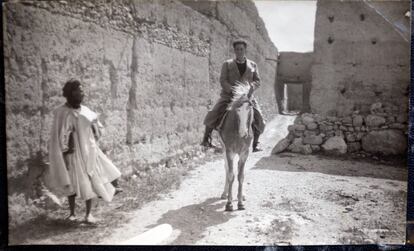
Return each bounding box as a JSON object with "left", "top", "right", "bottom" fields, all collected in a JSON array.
[{"left": 219, "top": 83, "right": 254, "bottom": 211}]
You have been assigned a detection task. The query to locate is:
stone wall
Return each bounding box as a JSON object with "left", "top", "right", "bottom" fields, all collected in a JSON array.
[
  {"left": 272, "top": 101, "right": 408, "bottom": 156},
  {"left": 310, "top": 0, "right": 410, "bottom": 117},
  {"left": 4, "top": 0, "right": 278, "bottom": 191}
]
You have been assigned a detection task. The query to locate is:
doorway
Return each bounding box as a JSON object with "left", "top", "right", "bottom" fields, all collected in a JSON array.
[{"left": 278, "top": 82, "right": 310, "bottom": 114}]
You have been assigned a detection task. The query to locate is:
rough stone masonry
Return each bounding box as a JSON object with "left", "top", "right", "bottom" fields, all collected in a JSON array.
[
  {"left": 272, "top": 102, "right": 408, "bottom": 156},
  {"left": 4, "top": 0, "right": 278, "bottom": 194}
]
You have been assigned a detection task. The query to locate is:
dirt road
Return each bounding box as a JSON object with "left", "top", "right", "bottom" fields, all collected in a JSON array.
[{"left": 103, "top": 115, "right": 407, "bottom": 245}]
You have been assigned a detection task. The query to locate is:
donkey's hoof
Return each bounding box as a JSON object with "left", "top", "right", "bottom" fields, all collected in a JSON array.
[
  {"left": 237, "top": 203, "right": 246, "bottom": 210},
  {"left": 225, "top": 203, "right": 233, "bottom": 211},
  {"left": 221, "top": 193, "right": 227, "bottom": 200}
]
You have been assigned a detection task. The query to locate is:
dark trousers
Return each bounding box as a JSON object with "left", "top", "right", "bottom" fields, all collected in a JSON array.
[{"left": 203, "top": 95, "right": 265, "bottom": 135}]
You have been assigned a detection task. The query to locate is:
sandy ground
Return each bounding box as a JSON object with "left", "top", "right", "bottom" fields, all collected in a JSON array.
[
  {"left": 102, "top": 115, "right": 408, "bottom": 246},
  {"left": 10, "top": 115, "right": 406, "bottom": 245}
]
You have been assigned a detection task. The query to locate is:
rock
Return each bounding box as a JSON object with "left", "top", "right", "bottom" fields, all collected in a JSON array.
[
  {"left": 348, "top": 127, "right": 354, "bottom": 132},
  {"left": 322, "top": 136, "right": 347, "bottom": 154},
  {"left": 361, "top": 130, "right": 407, "bottom": 155},
  {"left": 294, "top": 117, "right": 303, "bottom": 125},
  {"left": 272, "top": 138, "right": 291, "bottom": 154},
  {"left": 296, "top": 124, "right": 306, "bottom": 131},
  {"left": 301, "top": 113, "right": 313, "bottom": 117},
  {"left": 287, "top": 125, "right": 295, "bottom": 132},
  {"left": 304, "top": 130, "right": 317, "bottom": 137},
  {"left": 314, "top": 114, "right": 325, "bottom": 123},
  {"left": 301, "top": 114, "right": 315, "bottom": 125},
  {"left": 311, "top": 145, "right": 321, "bottom": 152},
  {"left": 364, "top": 239, "right": 375, "bottom": 244},
  {"left": 326, "top": 131, "right": 335, "bottom": 138},
  {"left": 334, "top": 130, "right": 344, "bottom": 138},
  {"left": 303, "top": 134, "right": 323, "bottom": 145},
  {"left": 375, "top": 112, "right": 387, "bottom": 117},
  {"left": 307, "top": 122, "right": 318, "bottom": 130},
  {"left": 355, "top": 127, "right": 361, "bottom": 132},
  {"left": 287, "top": 132, "right": 296, "bottom": 141},
  {"left": 320, "top": 124, "right": 333, "bottom": 132},
  {"left": 294, "top": 130, "right": 304, "bottom": 137},
  {"left": 327, "top": 116, "right": 338, "bottom": 122},
  {"left": 386, "top": 116, "right": 396, "bottom": 124},
  {"left": 396, "top": 114, "right": 408, "bottom": 123},
  {"left": 301, "top": 113, "right": 315, "bottom": 122},
  {"left": 365, "top": 115, "right": 386, "bottom": 128},
  {"left": 384, "top": 105, "right": 392, "bottom": 114},
  {"left": 339, "top": 125, "right": 347, "bottom": 131},
  {"left": 341, "top": 116, "right": 353, "bottom": 125},
  {"left": 370, "top": 102, "right": 382, "bottom": 114},
  {"left": 347, "top": 142, "right": 361, "bottom": 153},
  {"left": 288, "top": 138, "right": 304, "bottom": 153},
  {"left": 352, "top": 115, "right": 364, "bottom": 127},
  {"left": 355, "top": 132, "right": 365, "bottom": 141},
  {"left": 301, "top": 144, "right": 313, "bottom": 155},
  {"left": 390, "top": 123, "right": 406, "bottom": 130},
  {"left": 346, "top": 133, "right": 356, "bottom": 142},
  {"left": 288, "top": 138, "right": 312, "bottom": 154}
]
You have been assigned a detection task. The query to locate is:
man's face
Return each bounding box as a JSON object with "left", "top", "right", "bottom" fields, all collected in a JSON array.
[
  {"left": 234, "top": 44, "right": 246, "bottom": 60},
  {"left": 71, "top": 84, "right": 84, "bottom": 107}
]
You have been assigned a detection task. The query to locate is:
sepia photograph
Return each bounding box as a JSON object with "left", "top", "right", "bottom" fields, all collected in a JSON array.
[{"left": 2, "top": 0, "right": 411, "bottom": 246}]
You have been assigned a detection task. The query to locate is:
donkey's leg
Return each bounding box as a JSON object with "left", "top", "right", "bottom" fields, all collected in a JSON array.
[
  {"left": 225, "top": 151, "right": 235, "bottom": 211},
  {"left": 237, "top": 150, "right": 249, "bottom": 210},
  {"left": 221, "top": 149, "right": 229, "bottom": 199}
]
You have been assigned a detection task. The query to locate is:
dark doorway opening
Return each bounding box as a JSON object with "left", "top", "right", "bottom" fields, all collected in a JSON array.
[{"left": 277, "top": 81, "right": 311, "bottom": 115}]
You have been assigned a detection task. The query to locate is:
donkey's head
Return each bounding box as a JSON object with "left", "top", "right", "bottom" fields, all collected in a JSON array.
[{"left": 230, "top": 84, "right": 254, "bottom": 138}]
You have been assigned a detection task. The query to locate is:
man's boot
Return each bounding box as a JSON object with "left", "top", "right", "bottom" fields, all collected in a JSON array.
[
  {"left": 252, "top": 130, "right": 263, "bottom": 152},
  {"left": 201, "top": 126, "right": 215, "bottom": 148}
]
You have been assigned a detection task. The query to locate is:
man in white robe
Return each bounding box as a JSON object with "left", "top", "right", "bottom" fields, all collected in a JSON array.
[{"left": 44, "top": 79, "right": 121, "bottom": 223}]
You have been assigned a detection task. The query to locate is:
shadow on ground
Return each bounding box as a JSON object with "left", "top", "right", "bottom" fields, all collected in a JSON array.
[
  {"left": 252, "top": 152, "right": 407, "bottom": 181},
  {"left": 148, "top": 197, "right": 235, "bottom": 244},
  {"left": 8, "top": 211, "right": 120, "bottom": 244}
]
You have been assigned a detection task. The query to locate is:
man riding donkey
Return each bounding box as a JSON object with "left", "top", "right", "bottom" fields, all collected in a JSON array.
[{"left": 201, "top": 39, "right": 265, "bottom": 152}]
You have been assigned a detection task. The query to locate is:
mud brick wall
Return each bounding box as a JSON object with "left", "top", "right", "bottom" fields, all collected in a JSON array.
[
  {"left": 181, "top": 0, "right": 279, "bottom": 117},
  {"left": 4, "top": 0, "right": 278, "bottom": 189},
  {"left": 310, "top": 0, "right": 410, "bottom": 117}
]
